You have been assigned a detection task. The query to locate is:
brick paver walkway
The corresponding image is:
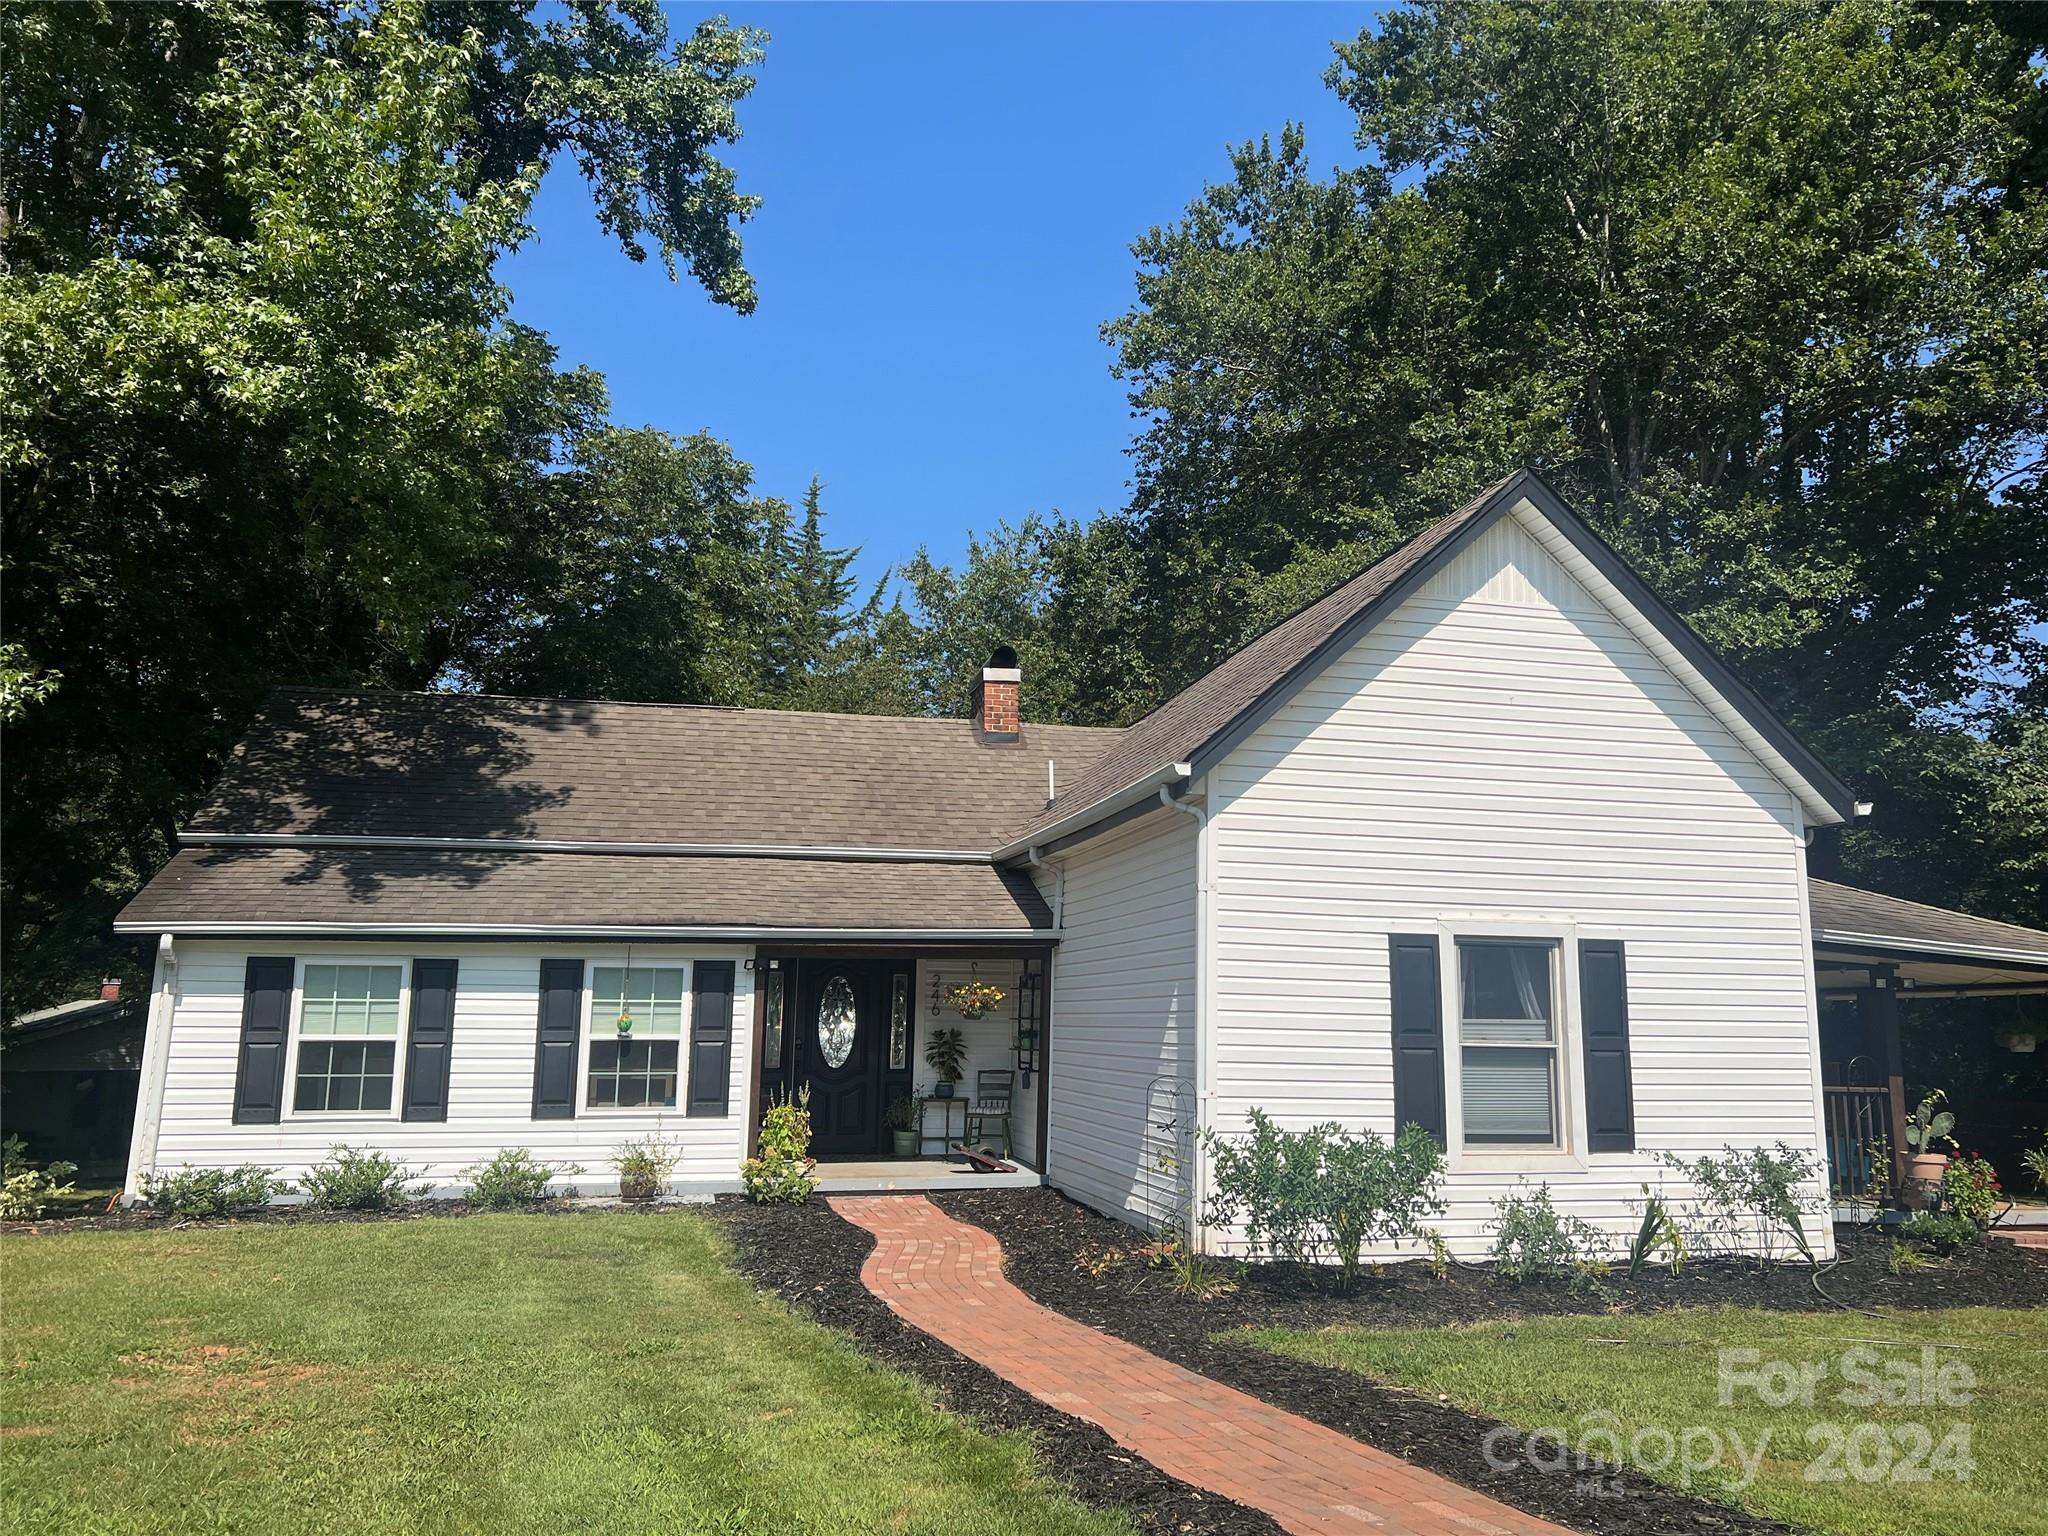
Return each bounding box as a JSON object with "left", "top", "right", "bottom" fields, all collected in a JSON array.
[{"left": 831, "top": 1194, "right": 1575, "bottom": 1536}]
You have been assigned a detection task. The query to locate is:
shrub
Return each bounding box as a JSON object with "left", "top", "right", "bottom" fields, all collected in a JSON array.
[
  {"left": 2022, "top": 1135, "right": 2048, "bottom": 1195},
  {"left": 1199, "top": 1110, "right": 1446, "bottom": 1292},
  {"left": 462, "top": 1148, "right": 579, "bottom": 1209},
  {"left": 1166, "top": 1247, "right": 1239, "bottom": 1301},
  {"left": 1659, "top": 1144, "right": 1822, "bottom": 1268},
  {"left": 1895, "top": 1211, "right": 1979, "bottom": 1257},
  {"left": 299, "top": 1145, "right": 422, "bottom": 1210},
  {"left": 1941, "top": 1152, "right": 2001, "bottom": 1226},
  {"left": 741, "top": 1086, "right": 815, "bottom": 1204},
  {"left": 0, "top": 1137, "right": 78, "bottom": 1220},
  {"left": 1489, "top": 1184, "right": 1607, "bottom": 1282},
  {"left": 613, "top": 1133, "right": 680, "bottom": 1200},
  {"left": 138, "top": 1165, "right": 284, "bottom": 1218}
]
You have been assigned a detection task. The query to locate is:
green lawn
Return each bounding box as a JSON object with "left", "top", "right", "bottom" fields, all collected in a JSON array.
[
  {"left": 1, "top": 1213, "right": 1127, "bottom": 1536},
  {"left": 1248, "top": 1305, "right": 2048, "bottom": 1536}
]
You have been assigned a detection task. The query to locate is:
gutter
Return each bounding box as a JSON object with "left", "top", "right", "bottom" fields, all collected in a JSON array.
[
  {"left": 992, "top": 762, "right": 1193, "bottom": 863},
  {"left": 1811, "top": 929, "right": 2048, "bottom": 971},
  {"left": 1159, "top": 782, "right": 1214, "bottom": 1254},
  {"left": 113, "top": 922, "right": 1062, "bottom": 942}
]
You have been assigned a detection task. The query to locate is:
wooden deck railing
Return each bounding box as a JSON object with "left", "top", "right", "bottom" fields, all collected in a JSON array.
[{"left": 1823, "top": 1085, "right": 1892, "bottom": 1202}]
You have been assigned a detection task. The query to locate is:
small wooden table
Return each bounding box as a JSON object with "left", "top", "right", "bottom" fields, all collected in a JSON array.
[{"left": 915, "top": 1095, "right": 969, "bottom": 1158}]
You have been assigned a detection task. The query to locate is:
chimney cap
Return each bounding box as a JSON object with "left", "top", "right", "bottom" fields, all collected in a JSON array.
[{"left": 986, "top": 644, "right": 1018, "bottom": 670}]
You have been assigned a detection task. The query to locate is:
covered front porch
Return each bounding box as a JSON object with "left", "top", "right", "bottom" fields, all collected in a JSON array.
[
  {"left": 1810, "top": 879, "right": 2048, "bottom": 1216},
  {"left": 748, "top": 941, "right": 1053, "bottom": 1180}
]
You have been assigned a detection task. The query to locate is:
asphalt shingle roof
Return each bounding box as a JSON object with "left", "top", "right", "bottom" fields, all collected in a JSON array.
[
  {"left": 185, "top": 689, "right": 1120, "bottom": 851},
  {"left": 1809, "top": 878, "right": 2048, "bottom": 964},
  {"left": 120, "top": 847, "right": 1053, "bottom": 933}
]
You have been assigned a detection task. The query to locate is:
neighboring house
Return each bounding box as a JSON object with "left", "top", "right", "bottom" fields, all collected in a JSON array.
[
  {"left": 3, "top": 983, "right": 144, "bottom": 1180},
  {"left": 115, "top": 473, "right": 2048, "bottom": 1254}
]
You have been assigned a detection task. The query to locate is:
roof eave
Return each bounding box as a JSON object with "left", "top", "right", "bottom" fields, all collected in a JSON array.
[{"left": 992, "top": 761, "right": 1193, "bottom": 864}]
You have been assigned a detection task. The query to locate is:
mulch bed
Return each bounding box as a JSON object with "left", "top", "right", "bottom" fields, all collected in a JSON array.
[
  {"left": 708, "top": 1195, "right": 1286, "bottom": 1536},
  {"left": 1, "top": 1197, "right": 676, "bottom": 1235},
  {"left": 929, "top": 1188, "right": 2048, "bottom": 1536}
]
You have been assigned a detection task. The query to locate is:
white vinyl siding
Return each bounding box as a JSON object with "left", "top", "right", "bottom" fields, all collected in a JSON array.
[
  {"left": 130, "top": 941, "right": 752, "bottom": 1197},
  {"left": 1044, "top": 808, "right": 1198, "bottom": 1230},
  {"left": 1205, "top": 506, "right": 1830, "bottom": 1259}
]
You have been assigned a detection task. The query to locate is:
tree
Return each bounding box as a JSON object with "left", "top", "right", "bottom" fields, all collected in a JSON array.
[
  {"left": 1107, "top": 0, "right": 2047, "bottom": 920},
  {"left": 763, "top": 477, "right": 861, "bottom": 701},
  {"left": 0, "top": 0, "right": 766, "bottom": 1015},
  {"left": 446, "top": 426, "right": 785, "bottom": 705}
]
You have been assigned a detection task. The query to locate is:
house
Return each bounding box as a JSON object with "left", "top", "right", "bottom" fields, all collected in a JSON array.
[
  {"left": 3, "top": 982, "right": 144, "bottom": 1180},
  {"left": 115, "top": 472, "right": 2048, "bottom": 1253}
]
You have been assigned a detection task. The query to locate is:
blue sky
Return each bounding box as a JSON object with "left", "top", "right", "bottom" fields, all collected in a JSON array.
[{"left": 502, "top": 2, "right": 1380, "bottom": 590}]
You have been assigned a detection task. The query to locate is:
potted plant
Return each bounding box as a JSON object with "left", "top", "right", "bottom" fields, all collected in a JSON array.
[
  {"left": 944, "top": 979, "right": 1006, "bottom": 1020},
  {"left": 925, "top": 1027, "right": 966, "bottom": 1097},
  {"left": 614, "top": 1131, "right": 680, "bottom": 1201},
  {"left": 1903, "top": 1091, "right": 1956, "bottom": 1206},
  {"left": 884, "top": 1093, "right": 918, "bottom": 1157}
]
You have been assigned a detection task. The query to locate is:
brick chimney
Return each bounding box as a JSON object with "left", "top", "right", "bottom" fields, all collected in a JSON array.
[
  {"left": 973, "top": 645, "right": 1021, "bottom": 742},
  {"left": 100, "top": 977, "right": 122, "bottom": 1001}
]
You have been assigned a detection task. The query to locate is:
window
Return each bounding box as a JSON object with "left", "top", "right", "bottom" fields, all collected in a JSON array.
[
  {"left": 294, "top": 963, "right": 402, "bottom": 1112},
  {"left": 1456, "top": 940, "right": 1558, "bottom": 1147},
  {"left": 816, "top": 974, "right": 856, "bottom": 1069},
  {"left": 762, "top": 966, "right": 786, "bottom": 1069},
  {"left": 586, "top": 965, "right": 685, "bottom": 1109},
  {"left": 889, "top": 973, "right": 910, "bottom": 1071}
]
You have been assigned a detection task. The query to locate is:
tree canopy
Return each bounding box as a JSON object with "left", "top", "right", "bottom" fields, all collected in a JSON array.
[{"left": 0, "top": 0, "right": 767, "bottom": 1014}]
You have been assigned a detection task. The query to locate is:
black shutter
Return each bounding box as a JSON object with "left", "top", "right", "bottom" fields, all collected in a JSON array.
[
  {"left": 688, "top": 960, "right": 736, "bottom": 1117},
  {"left": 1579, "top": 938, "right": 1636, "bottom": 1152},
  {"left": 532, "top": 959, "right": 582, "bottom": 1119},
  {"left": 402, "top": 958, "right": 459, "bottom": 1122},
  {"left": 1388, "top": 933, "right": 1446, "bottom": 1146},
  {"left": 232, "top": 956, "right": 295, "bottom": 1124}
]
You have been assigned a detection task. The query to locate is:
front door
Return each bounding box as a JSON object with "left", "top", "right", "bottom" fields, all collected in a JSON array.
[{"left": 796, "top": 961, "right": 889, "bottom": 1155}]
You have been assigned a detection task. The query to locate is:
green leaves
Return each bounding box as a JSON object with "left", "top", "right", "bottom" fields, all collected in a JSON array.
[{"left": 0, "top": 1, "right": 766, "bottom": 1017}]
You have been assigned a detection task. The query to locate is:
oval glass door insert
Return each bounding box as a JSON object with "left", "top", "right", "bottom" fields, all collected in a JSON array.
[{"left": 817, "top": 974, "right": 857, "bottom": 1069}]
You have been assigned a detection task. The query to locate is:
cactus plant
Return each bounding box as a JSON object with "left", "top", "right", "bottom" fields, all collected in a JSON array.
[{"left": 1904, "top": 1091, "right": 1956, "bottom": 1154}]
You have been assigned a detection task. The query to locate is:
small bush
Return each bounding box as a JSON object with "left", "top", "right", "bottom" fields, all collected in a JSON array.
[
  {"left": 741, "top": 1086, "right": 815, "bottom": 1204},
  {"left": 1941, "top": 1153, "right": 2001, "bottom": 1226},
  {"left": 1895, "top": 1210, "right": 1979, "bottom": 1257},
  {"left": 138, "top": 1165, "right": 284, "bottom": 1218},
  {"left": 0, "top": 1135, "right": 76, "bottom": 1219},
  {"left": 1166, "top": 1247, "right": 1240, "bottom": 1301},
  {"left": 1199, "top": 1110, "right": 1446, "bottom": 1292},
  {"left": 462, "top": 1148, "right": 578, "bottom": 1209},
  {"left": 2021, "top": 1135, "right": 2048, "bottom": 1195},
  {"left": 299, "top": 1145, "right": 422, "bottom": 1210},
  {"left": 1489, "top": 1184, "right": 1607, "bottom": 1282},
  {"left": 613, "top": 1133, "right": 680, "bottom": 1200},
  {"left": 1625, "top": 1188, "right": 1687, "bottom": 1277},
  {"left": 0, "top": 1135, "right": 78, "bottom": 1220},
  {"left": 1659, "top": 1143, "right": 1822, "bottom": 1267}
]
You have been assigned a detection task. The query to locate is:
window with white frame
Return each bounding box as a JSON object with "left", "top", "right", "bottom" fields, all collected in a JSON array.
[
  {"left": 294, "top": 963, "right": 404, "bottom": 1112},
  {"left": 586, "top": 964, "right": 687, "bottom": 1109},
  {"left": 1456, "top": 939, "right": 1559, "bottom": 1147}
]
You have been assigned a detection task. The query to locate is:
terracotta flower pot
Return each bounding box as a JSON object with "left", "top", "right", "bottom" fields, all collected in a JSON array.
[{"left": 1904, "top": 1151, "right": 1948, "bottom": 1208}]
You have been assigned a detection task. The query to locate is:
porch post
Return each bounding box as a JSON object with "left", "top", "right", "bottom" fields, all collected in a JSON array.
[{"left": 1863, "top": 968, "right": 1909, "bottom": 1204}]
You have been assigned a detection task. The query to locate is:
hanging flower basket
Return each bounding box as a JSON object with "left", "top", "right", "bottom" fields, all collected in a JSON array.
[
  {"left": 615, "top": 1013, "right": 634, "bottom": 1037},
  {"left": 945, "top": 980, "right": 1006, "bottom": 1020}
]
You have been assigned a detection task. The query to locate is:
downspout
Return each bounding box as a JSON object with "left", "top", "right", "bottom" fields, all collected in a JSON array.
[
  {"left": 124, "top": 934, "right": 177, "bottom": 1202},
  {"left": 1025, "top": 847, "right": 1064, "bottom": 1181},
  {"left": 1160, "top": 785, "right": 1213, "bottom": 1252}
]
